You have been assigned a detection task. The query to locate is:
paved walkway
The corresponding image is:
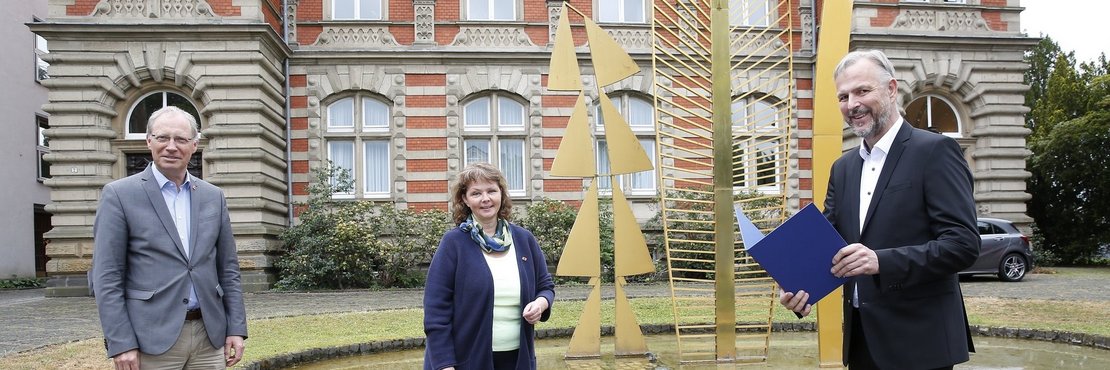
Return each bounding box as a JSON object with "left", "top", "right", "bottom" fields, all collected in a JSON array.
[{"left": 2, "top": 270, "right": 1105, "bottom": 357}]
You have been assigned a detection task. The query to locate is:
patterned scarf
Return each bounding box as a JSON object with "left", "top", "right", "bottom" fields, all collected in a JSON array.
[{"left": 459, "top": 215, "right": 512, "bottom": 254}]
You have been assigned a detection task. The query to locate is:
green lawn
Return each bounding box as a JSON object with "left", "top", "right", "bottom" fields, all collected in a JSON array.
[{"left": 2, "top": 295, "right": 1107, "bottom": 369}]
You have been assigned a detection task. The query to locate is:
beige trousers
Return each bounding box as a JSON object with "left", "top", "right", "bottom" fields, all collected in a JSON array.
[{"left": 139, "top": 320, "right": 224, "bottom": 370}]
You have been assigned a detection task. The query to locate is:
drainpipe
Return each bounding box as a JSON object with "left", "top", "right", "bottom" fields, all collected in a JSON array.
[{"left": 283, "top": 0, "right": 294, "bottom": 227}]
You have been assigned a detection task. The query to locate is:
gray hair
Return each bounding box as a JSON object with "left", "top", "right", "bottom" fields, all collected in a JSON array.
[
  {"left": 146, "top": 106, "right": 200, "bottom": 140},
  {"left": 833, "top": 49, "right": 897, "bottom": 82}
]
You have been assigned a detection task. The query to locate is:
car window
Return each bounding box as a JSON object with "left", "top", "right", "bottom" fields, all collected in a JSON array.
[{"left": 977, "top": 221, "right": 993, "bottom": 235}]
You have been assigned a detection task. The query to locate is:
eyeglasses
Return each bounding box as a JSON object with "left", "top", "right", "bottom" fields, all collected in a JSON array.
[{"left": 150, "top": 134, "right": 195, "bottom": 145}]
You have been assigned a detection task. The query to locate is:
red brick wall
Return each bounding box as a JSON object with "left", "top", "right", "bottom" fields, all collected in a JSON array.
[
  {"left": 407, "top": 137, "right": 448, "bottom": 151},
  {"left": 870, "top": 8, "right": 899, "bottom": 27},
  {"left": 290, "top": 96, "right": 308, "bottom": 109},
  {"left": 406, "top": 74, "right": 446, "bottom": 86},
  {"left": 390, "top": 0, "right": 415, "bottom": 21},
  {"left": 407, "top": 95, "right": 447, "bottom": 108},
  {"left": 407, "top": 116, "right": 447, "bottom": 129},
  {"left": 408, "top": 180, "right": 448, "bottom": 193},
  {"left": 299, "top": 0, "right": 323, "bottom": 20},
  {"left": 409, "top": 202, "right": 449, "bottom": 211},
  {"left": 543, "top": 179, "right": 585, "bottom": 192},
  {"left": 541, "top": 95, "right": 577, "bottom": 108},
  {"left": 408, "top": 159, "right": 448, "bottom": 172},
  {"left": 298, "top": 25, "right": 323, "bottom": 45},
  {"left": 208, "top": 0, "right": 244, "bottom": 16},
  {"left": 292, "top": 160, "right": 309, "bottom": 174}
]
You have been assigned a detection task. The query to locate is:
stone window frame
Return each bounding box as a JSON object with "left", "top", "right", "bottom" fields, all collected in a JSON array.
[
  {"left": 123, "top": 91, "right": 204, "bottom": 140},
  {"left": 323, "top": 93, "right": 393, "bottom": 199}
]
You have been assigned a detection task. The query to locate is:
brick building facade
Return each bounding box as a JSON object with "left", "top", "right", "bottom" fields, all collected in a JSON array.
[{"left": 31, "top": 0, "right": 1035, "bottom": 296}]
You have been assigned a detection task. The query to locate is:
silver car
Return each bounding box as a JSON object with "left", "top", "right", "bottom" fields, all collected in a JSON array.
[{"left": 960, "top": 218, "right": 1034, "bottom": 282}]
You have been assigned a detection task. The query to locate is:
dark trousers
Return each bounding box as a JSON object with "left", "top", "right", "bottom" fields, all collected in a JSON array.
[
  {"left": 849, "top": 309, "right": 953, "bottom": 370},
  {"left": 492, "top": 349, "right": 520, "bottom": 370}
]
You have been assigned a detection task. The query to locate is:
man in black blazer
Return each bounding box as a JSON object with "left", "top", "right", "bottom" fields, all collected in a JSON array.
[{"left": 780, "top": 50, "right": 980, "bottom": 369}]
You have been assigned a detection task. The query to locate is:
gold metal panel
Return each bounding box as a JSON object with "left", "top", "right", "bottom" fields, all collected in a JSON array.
[
  {"left": 813, "top": 0, "right": 853, "bottom": 367},
  {"left": 614, "top": 277, "right": 649, "bottom": 356},
  {"left": 583, "top": 17, "right": 641, "bottom": 87},
  {"left": 565, "top": 277, "right": 603, "bottom": 358},
  {"left": 556, "top": 181, "right": 601, "bottom": 277},
  {"left": 550, "top": 92, "right": 598, "bottom": 177},
  {"left": 612, "top": 185, "right": 655, "bottom": 277},
  {"left": 547, "top": 3, "right": 583, "bottom": 91},
  {"left": 599, "top": 93, "right": 654, "bottom": 175}
]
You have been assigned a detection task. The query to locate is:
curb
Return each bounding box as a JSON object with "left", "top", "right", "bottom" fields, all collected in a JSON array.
[{"left": 240, "top": 322, "right": 1107, "bottom": 369}]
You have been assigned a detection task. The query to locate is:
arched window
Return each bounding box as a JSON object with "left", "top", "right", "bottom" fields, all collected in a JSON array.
[
  {"left": 324, "top": 94, "right": 392, "bottom": 197},
  {"left": 462, "top": 91, "right": 527, "bottom": 196},
  {"left": 125, "top": 91, "right": 202, "bottom": 140},
  {"left": 594, "top": 93, "right": 656, "bottom": 195},
  {"left": 124, "top": 91, "right": 203, "bottom": 177},
  {"left": 905, "top": 95, "right": 961, "bottom": 137},
  {"left": 731, "top": 95, "right": 786, "bottom": 194}
]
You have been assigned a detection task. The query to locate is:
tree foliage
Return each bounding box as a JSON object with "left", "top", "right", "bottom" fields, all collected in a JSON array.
[{"left": 1025, "top": 37, "right": 1110, "bottom": 264}]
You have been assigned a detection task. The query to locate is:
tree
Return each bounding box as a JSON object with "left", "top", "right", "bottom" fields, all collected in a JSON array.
[{"left": 1028, "top": 110, "right": 1110, "bottom": 263}]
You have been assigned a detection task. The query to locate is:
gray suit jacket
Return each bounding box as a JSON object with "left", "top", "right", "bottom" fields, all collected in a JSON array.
[
  {"left": 825, "top": 123, "right": 979, "bottom": 369},
  {"left": 91, "top": 165, "right": 247, "bottom": 357}
]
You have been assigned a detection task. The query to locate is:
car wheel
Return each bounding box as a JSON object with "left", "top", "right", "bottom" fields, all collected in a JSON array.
[{"left": 998, "top": 253, "right": 1027, "bottom": 282}]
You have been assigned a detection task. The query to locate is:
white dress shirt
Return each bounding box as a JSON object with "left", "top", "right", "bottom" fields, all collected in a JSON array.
[
  {"left": 151, "top": 167, "right": 199, "bottom": 310},
  {"left": 853, "top": 118, "right": 903, "bottom": 307}
]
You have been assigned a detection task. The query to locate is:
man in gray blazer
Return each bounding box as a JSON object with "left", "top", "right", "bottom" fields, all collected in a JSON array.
[
  {"left": 92, "top": 106, "right": 247, "bottom": 369},
  {"left": 780, "top": 50, "right": 979, "bottom": 369}
]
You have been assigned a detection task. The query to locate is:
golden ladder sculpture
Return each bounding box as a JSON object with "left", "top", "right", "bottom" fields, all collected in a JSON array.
[{"left": 651, "top": 0, "right": 794, "bottom": 363}]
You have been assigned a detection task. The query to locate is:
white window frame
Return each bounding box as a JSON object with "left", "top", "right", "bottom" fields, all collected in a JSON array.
[
  {"left": 906, "top": 94, "right": 963, "bottom": 138},
  {"left": 324, "top": 94, "right": 393, "bottom": 198},
  {"left": 732, "top": 96, "right": 785, "bottom": 194},
  {"left": 36, "top": 115, "right": 50, "bottom": 181},
  {"left": 462, "top": 92, "right": 529, "bottom": 196},
  {"left": 332, "top": 0, "right": 384, "bottom": 20},
  {"left": 730, "top": 0, "right": 772, "bottom": 27},
  {"left": 597, "top": 0, "right": 647, "bottom": 24},
  {"left": 125, "top": 91, "right": 202, "bottom": 140},
  {"left": 465, "top": 0, "right": 517, "bottom": 21},
  {"left": 34, "top": 34, "right": 48, "bottom": 82}
]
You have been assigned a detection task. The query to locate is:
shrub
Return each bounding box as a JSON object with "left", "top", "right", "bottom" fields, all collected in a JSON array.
[
  {"left": 275, "top": 164, "right": 452, "bottom": 290},
  {"left": 0, "top": 277, "right": 44, "bottom": 290}
]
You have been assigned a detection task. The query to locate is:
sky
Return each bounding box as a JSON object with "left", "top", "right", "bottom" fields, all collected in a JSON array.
[{"left": 1020, "top": 0, "right": 1108, "bottom": 63}]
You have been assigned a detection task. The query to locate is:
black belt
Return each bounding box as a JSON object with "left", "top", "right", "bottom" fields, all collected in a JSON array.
[{"left": 185, "top": 308, "right": 202, "bottom": 321}]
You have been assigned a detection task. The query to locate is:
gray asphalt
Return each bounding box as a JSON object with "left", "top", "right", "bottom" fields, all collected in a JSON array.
[{"left": 1, "top": 271, "right": 1104, "bottom": 357}]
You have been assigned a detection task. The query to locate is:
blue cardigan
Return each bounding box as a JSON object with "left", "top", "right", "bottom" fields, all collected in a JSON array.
[{"left": 423, "top": 224, "right": 555, "bottom": 370}]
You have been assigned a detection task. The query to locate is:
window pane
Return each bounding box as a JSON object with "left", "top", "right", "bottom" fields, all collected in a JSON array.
[
  {"left": 751, "top": 100, "right": 777, "bottom": 129},
  {"left": 624, "top": 0, "right": 645, "bottom": 23},
  {"left": 128, "top": 93, "right": 164, "bottom": 134},
  {"left": 468, "top": 0, "right": 490, "bottom": 20},
  {"left": 363, "top": 99, "right": 388, "bottom": 128},
  {"left": 498, "top": 97, "right": 524, "bottom": 128},
  {"left": 629, "top": 139, "right": 655, "bottom": 191},
  {"left": 493, "top": 0, "right": 514, "bottom": 20},
  {"left": 599, "top": 1, "right": 619, "bottom": 22},
  {"left": 465, "top": 139, "right": 490, "bottom": 165},
  {"left": 731, "top": 0, "right": 770, "bottom": 26},
  {"left": 499, "top": 139, "right": 525, "bottom": 192},
  {"left": 328, "top": 141, "right": 355, "bottom": 191},
  {"left": 360, "top": 0, "right": 381, "bottom": 20},
  {"left": 334, "top": 0, "right": 355, "bottom": 19},
  {"left": 328, "top": 98, "right": 355, "bottom": 130},
  {"left": 35, "top": 35, "right": 48, "bottom": 52},
  {"left": 464, "top": 97, "right": 491, "bottom": 129},
  {"left": 596, "top": 140, "right": 612, "bottom": 190},
  {"left": 628, "top": 96, "right": 653, "bottom": 129},
  {"left": 731, "top": 100, "right": 745, "bottom": 127},
  {"left": 731, "top": 142, "right": 745, "bottom": 186},
  {"left": 755, "top": 140, "right": 778, "bottom": 186},
  {"left": 364, "top": 140, "right": 389, "bottom": 193},
  {"left": 595, "top": 103, "right": 605, "bottom": 128}
]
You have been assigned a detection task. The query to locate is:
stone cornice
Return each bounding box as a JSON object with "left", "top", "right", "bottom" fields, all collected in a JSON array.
[
  {"left": 27, "top": 22, "right": 292, "bottom": 58},
  {"left": 850, "top": 33, "right": 1039, "bottom": 50}
]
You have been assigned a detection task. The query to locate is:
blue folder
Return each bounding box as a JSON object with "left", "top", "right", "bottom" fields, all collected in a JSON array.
[{"left": 735, "top": 203, "right": 848, "bottom": 306}]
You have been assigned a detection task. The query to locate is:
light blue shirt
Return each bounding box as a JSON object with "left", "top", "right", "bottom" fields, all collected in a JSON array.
[{"left": 151, "top": 167, "right": 199, "bottom": 310}]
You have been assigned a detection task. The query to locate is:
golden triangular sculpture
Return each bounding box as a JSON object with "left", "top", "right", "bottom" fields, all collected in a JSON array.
[
  {"left": 612, "top": 184, "right": 655, "bottom": 276},
  {"left": 584, "top": 17, "right": 640, "bottom": 87},
  {"left": 547, "top": 3, "right": 582, "bottom": 91},
  {"left": 599, "top": 93, "right": 653, "bottom": 175},
  {"left": 565, "top": 277, "right": 603, "bottom": 358},
  {"left": 549, "top": 93, "right": 596, "bottom": 177},
  {"left": 614, "top": 277, "right": 649, "bottom": 356},
  {"left": 555, "top": 181, "right": 601, "bottom": 277}
]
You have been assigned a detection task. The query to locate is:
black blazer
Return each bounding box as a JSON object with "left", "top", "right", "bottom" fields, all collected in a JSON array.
[{"left": 824, "top": 122, "right": 980, "bottom": 369}]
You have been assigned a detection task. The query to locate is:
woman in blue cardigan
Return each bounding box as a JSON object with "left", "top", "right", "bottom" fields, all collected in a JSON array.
[{"left": 423, "top": 162, "right": 555, "bottom": 370}]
